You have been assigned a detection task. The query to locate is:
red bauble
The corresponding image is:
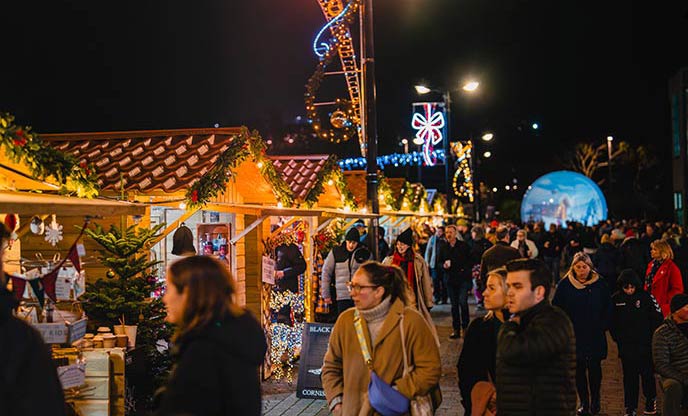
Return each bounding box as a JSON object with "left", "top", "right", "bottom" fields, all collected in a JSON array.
[
  {"left": 191, "top": 189, "right": 199, "bottom": 203},
  {"left": 4, "top": 214, "right": 17, "bottom": 232}
]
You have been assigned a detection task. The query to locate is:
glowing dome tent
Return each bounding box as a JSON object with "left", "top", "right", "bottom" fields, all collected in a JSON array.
[{"left": 521, "top": 171, "right": 607, "bottom": 227}]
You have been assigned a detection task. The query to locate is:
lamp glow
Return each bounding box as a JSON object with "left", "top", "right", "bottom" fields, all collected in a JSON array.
[
  {"left": 414, "top": 85, "right": 431, "bottom": 94},
  {"left": 483, "top": 151, "right": 492, "bottom": 158},
  {"left": 462, "top": 81, "right": 480, "bottom": 92},
  {"left": 412, "top": 137, "right": 424, "bottom": 146},
  {"left": 481, "top": 133, "right": 494, "bottom": 142}
]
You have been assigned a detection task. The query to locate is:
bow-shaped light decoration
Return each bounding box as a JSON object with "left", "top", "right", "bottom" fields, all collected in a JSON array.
[{"left": 411, "top": 103, "right": 445, "bottom": 166}]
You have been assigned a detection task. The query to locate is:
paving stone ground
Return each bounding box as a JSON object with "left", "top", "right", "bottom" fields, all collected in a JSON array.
[{"left": 262, "top": 299, "right": 665, "bottom": 415}]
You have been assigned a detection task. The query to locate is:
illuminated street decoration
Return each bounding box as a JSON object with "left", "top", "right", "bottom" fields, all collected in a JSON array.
[
  {"left": 411, "top": 102, "right": 445, "bottom": 166},
  {"left": 338, "top": 149, "right": 446, "bottom": 170},
  {"left": 305, "top": 0, "right": 364, "bottom": 154},
  {"left": 450, "top": 142, "right": 473, "bottom": 202}
]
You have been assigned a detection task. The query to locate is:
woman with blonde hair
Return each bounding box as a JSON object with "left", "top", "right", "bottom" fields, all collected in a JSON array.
[
  {"left": 645, "top": 239, "right": 683, "bottom": 316},
  {"left": 155, "top": 256, "right": 267, "bottom": 415},
  {"left": 458, "top": 268, "right": 508, "bottom": 414},
  {"left": 322, "top": 261, "right": 441, "bottom": 415}
]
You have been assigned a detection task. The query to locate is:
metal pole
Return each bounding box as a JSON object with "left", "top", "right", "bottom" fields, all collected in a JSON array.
[
  {"left": 607, "top": 138, "right": 613, "bottom": 217},
  {"left": 443, "top": 91, "right": 452, "bottom": 220},
  {"left": 471, "top": 139, "right": 480, "bottom": 222},
  {"left": 362, "top": 0, "right": 379, "bottom": 259}
]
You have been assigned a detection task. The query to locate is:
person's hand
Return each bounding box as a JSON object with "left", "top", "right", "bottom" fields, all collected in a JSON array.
[
  {"left": 323, "top": 298, "right": 332, "bottom": 304},
  {"left": 544, "top": 241, "right": 550, "bottom": 248},
  {"left": 527, "top": 250, "right": 532, "bottom": 257},
  {"left": 275, "top": 270, "right": 285, "bottom": 279},
  {"left": 443, "top": 260, "right": 451, "bottom": 269},
  {"left": 332, "top": 404, "right": 342, "bottom": 415}
]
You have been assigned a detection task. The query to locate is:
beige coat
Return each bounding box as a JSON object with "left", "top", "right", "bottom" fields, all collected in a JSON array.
[{"left": 321, "top": 298, "right": 442, "bottom": 415}]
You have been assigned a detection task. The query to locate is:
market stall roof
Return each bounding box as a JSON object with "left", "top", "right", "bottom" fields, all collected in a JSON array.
[
  {"left": 269, "top": 155, "right": 344, "bottom": 208},
  {"left": 43, "top": 128, "right": 244, "bottom": 194},
  {"left": 0, "top": 191, "right": 146, "bottom": 216}
]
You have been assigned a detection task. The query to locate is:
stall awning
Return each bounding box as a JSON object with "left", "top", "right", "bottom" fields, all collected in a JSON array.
[{"left": 0, "top": 191, "right": 146, "bottom": 216}]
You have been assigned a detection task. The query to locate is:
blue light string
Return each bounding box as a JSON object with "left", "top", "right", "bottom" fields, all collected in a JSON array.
[
  {"left": 312, "top": 2, "right": 353, "bottom": 58},
  {"left": 338, "top": 150, "right": 446, "bottom": 170}
]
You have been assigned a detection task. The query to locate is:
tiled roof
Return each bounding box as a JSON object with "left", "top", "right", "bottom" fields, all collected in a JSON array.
[
  {"left": 269, "top": 156, "right": 331, "bottom": 203},
  {"left": 343, "top": 170, "right": 367, "bottom": 206},
  {"left": 42, "top": 128, "right": 243, "bottom": 193}
]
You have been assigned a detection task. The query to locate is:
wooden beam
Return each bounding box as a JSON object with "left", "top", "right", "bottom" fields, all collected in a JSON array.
[
  {"left": 315, "top": 218, "right": 333, "bottom": 233},
  {"left": 229, "top": 215, "right": 267, "bottom": 245},
  {"left": 269, "top": 217, "right": 299, "bottom": 239},
  {"left": 151, "top": 208, "right": 200, "bottom": 245}
]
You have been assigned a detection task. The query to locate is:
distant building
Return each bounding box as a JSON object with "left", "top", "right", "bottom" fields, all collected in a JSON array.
[{"left": 670, "top": 68, "right": 688, "bottom": 225}]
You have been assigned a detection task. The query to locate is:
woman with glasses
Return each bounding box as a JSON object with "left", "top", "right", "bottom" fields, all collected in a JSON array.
[
  {"left": 645, "top": 239, "right": 683, "bottom": 317},
  {"left": 382, "top": 228, "right": 436, "bottom": 336},
  {"left": 610, "top": 269, "right": 663, "bottom": 416},
  {"left": 553, "top": 252, "right": 612, "bottom": 416},
  {"left": 321, "top": 261, "right": 442, "bottom": 415}
]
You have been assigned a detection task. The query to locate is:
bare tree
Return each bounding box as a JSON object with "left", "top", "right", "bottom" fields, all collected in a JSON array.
[{"left": 565, "top": 141, "right": 629, "bottom": 184}]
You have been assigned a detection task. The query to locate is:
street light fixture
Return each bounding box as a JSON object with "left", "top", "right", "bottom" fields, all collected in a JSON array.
[
  {"left": 414, "top": 85, "right": 432, "bottom": 95},
  {"left": 481, "top": 132, "right": 494, "bottom": 142},
  {"left": 412, "top": 136, "right": 424, "bottom": 146},
  {"left": 462, "top": 81, "right": 480, "bottom": 92},
  {"left": 483, "top": 151, "right": 492, "bottom": 158}
]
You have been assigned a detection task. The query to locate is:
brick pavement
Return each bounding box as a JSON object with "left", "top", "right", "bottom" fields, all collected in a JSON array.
[{"left": 262, "top": 300, "right": 658, "bottom": 415}]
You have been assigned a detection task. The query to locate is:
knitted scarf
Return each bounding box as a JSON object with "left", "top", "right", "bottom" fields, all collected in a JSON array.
[
  {"left": 392, "top": 249, "right": 416, "bottom": 292},
  {"left": 646, "top": 259, "right": 663, "bottom": 292}
]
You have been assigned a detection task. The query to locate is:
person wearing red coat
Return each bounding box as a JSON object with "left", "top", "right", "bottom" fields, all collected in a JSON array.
[{"left": 645, "top": 239, "right": 684, "bottom": 317}]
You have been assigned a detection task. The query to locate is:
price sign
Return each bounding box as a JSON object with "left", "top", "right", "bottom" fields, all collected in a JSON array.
[{"left": 261, "top": 256, "right": 275, "bottom": 285}]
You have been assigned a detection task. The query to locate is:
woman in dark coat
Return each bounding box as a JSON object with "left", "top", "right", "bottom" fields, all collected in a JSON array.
[
  {"left": 457, "top": 267, "right": 507, "bottom": 414},
  {"left": 155, "top": 256, "right": 267, "bottom": 415},
  {"left": 553, "top": 252, "right": 612, "bottom": 416}
]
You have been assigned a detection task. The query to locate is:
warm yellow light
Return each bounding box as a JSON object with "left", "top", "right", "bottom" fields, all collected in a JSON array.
[
  {"left": 481, "top": 133, "right": 494, "bottom": 142},
  {"left": 414, "top": 85, "right": 431, "bottom": 94},
  {"left": 483, "top": 151, "right": 492, "bottom": 158},
  {"left": 277, "top": 201, "right": 284, "bottom": 209},
  {"left": 361, "top": 207, "right": 368, "bottom": 214},
  {"left": 462, "top": 81, "right": 480, "bottom": 92},
  {"left": 257, "top": 161, "right": 264, "bottom": 169},
  {"left": 327, "top": 179, "right": 334, "bottom": 186},
  {"left": 179, "top": 202, "right": 187, "bottom": 210},
  {"left": 343, "top": 205, "right": 352, "bottom": 212}
]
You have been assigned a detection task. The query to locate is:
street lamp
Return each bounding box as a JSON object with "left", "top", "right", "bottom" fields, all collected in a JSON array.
[
  {"left": 472, "top": 131, "right": 495, "bottom": 222},
  {"left": 481, "top": 132, "right": 494, "bottom": 142},
  {"left": 414, "top": 80, "right": 479, "bottom": 219},
  {"left": 607, "top": 135, "right": 614, "bottom": 215}
]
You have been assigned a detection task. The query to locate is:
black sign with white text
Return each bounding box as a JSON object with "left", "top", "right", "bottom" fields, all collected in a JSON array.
[{"left": 296, "top": 323, "right": 334, "bottom": 399}]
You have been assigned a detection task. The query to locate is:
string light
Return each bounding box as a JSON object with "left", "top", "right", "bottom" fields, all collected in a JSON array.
[
  {"left": 338, "top": 149, "right": 446, "bottom": 170},
  {"left": 451, "top": 142, "right": 474, "bottom": 202},
  {"left": 411, "top": 103, "right": 445, "bottom": 166}
]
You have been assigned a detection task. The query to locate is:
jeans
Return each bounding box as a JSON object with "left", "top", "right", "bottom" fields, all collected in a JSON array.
[
  {"left": 621, "top": 354, "right": 656, "bottom": 410},
  {"left": 576, "top": 358, "right": 602, "bottom": 410},
  {"left": 430, "top": 267, "right": 447, "bottom": 302},
  {"left": 447, "top": 278, "right": 472, "bottom": 330}
]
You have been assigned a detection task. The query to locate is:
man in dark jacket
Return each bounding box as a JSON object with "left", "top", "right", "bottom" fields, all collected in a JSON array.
[
  {"left": 479, "top": 226, "right": 521, "bottom": 284},
  {"left": 542, "top": 223, "right": 564, "bottom": 283},
  {"left": 611, "top": 269, "right": 662, "bottom": 416},
  {"left": 621, "top": 232, "right": 651, "bottom": 281},
  {"left": 439, "top": 224, "right": 473, "bottom": 338},
  {"left": 0, "top": 223, "right": 66, "bottom": 415},
  {"left": 497, "top": 258, "right": 577, "bottom": 415},
  {"left": 593, "top": 234, "right": 621, "bottom": 287},
  {"left": 274, "top": 242, "right": 307, "bottom": 324},
  {"left": 652, "top": 293, "right": 688, "bottom": 416},
  {"left": 469, "top": 225, "right": 493, "bottom": 310}
]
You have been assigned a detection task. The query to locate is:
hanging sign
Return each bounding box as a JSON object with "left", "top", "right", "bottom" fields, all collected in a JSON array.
[
  {"left": 262, "top": 256, "right": 276, "bottom": 285},
  {"left": 411, "top": 102, "right": 446, "bottom": 167}
]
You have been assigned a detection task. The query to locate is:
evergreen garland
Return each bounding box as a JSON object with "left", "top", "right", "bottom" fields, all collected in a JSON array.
[{"left": 0, "top": 112, "right": 98, "bottom": 197}]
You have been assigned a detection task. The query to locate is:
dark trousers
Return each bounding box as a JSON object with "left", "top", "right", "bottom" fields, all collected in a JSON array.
[
  {"left": 543, "top": 256, "right": 560, "bottom": 283},
  {"left": 430, "top": 267, "right": 447, "bottom": 302},
  {"left": 576, "top": 358, "right": 602, "bottom": 409},
  {"left": 621, "top": 353, "right": 656, "bottom": 409},
  {"left": 336, "top": 299, "right": 354, "bottom": 317},
  {"left": 662, "top": 378, "right": 688, "bottom": 416},
  {"left": 447, "top": 279, "right": 472, "bottom": 330}
]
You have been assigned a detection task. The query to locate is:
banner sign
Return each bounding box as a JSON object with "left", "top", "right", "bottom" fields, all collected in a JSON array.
[{"left": 296, "top": 323, "right": 334, "bottom": 399}]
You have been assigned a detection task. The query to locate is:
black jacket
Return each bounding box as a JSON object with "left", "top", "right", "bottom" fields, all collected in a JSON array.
[
  {"left": 552, "top": 275, "right": 612, "bottom": 360},
  {"left": 0, "top": 289, "right": 66, "bottom": 416},
  {"left": 496, "top": 301, "right": 577, "bottom": 416},
  {"left": 610, "top": 289, "right": 662, "bottom": 359},
  {"left": 458, "top": 315, "right": 502, "bottom": 412},
  {"left": 541, "top": 231, "right": 563, "bottom": 258},
  {"left": 275, "top": 243, "right": 307, "bottom": 292},
  {"left": 592, "top": 243, "right": 621, "bottom": 287},
  {"left": 653, "top": 317, "right": 688, "bottom": 384},
  {"left": 620, "top": 237, "right": 651, "bottom": 282},
  {"left": 438, "top": 238, "right": 473, "bottom": 283},
  {"left": 479, "top": 241, "right": 521, "bottom": 283},
  {"left": 154, "top": 310, "right": 267, "bottom": 415},
  {"left": 469, "top": 237, "right": 493, "bottom": 267}
]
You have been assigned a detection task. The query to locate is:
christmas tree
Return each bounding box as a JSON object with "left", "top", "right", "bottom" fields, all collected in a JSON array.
[{"left": 81, "top": 222, "right": 171, "bottom": 412}]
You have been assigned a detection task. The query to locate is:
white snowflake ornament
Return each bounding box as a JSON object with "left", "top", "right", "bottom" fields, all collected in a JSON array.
[{"left": 44, "top": 215, "right": 63, "bottom": 246}]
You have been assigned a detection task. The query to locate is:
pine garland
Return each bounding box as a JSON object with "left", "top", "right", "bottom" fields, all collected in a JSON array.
[
  {"left": 0, "top": 112, "right": 98, "bottom": 197},
  {"left": 302, "top": 154, "right": 357, "bottom": 209}
]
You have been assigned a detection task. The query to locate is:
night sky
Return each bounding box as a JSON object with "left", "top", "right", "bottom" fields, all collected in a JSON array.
[{"left": 3, "top": 1, "right": 687, "bottom": 216}]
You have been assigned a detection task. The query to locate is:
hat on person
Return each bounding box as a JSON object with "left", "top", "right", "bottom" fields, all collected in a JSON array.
[
  {"left": 396, "top": 228, "right": 413, "bottom": 246},
  {"left": 345, "top": 227, "right": 360, "bottom": 243},
  {"left": 671, "top": 293, "right": 688, "bottom": 313},
  {"left": 617, "top": 269, "right": 641, "bottom": 289},
  {"left": 571, "top": 252, "right": 594, "bottom": 268},
  {"left": 171, "top": 225, "right": 196, "bottom": 256},
  {"left": 354, "top": 219, "right": 366, "bottom": 228}
]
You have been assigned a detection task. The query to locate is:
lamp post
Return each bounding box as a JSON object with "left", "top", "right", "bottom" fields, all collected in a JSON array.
[
  {"left": 471, "top": 132, "right": 494, "bottom": 222},
  {"left": 414, "top": 81, "right": 479, "bottom": 219},
  {"left": 607, "top": 135, "right": 613, "bottom": 217}
]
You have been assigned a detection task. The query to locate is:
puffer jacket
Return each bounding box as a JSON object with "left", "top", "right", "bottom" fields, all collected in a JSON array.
[
  {"left": 321, "top": 244, "right": 371, "bottom": 301},
  {"left": 652, "top": 316, "right": 688, "bottom": 384},
  {"left": 496, "top": 301, "right": 577, "bottom": 416}
]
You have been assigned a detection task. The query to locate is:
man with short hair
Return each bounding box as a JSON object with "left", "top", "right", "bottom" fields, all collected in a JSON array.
[
  {"left": 425, "top": 226, "right": 446, "bottom": 304},
  {"left": 652, "top": 293, "right": 688, "bottom": 416},
  {"left": 497, "top": 259, "right": 577, "bottom": 415},
  {"left": 479, "top": 226, "right": 521, "bottom": 285},
  {"left": 439, "top": 225, "right": 473, "bottom": 338}
]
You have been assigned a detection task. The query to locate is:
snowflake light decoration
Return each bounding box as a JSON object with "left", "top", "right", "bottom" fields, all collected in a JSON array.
[{"left": 44, "top": 215, "right": 63, "bottom": 246}]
